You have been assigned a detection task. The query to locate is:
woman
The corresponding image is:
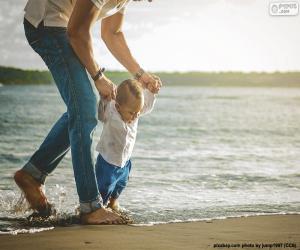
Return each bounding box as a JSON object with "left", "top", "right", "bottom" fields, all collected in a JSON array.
[{"left": 14, "top": 0, "right": 161, "bottom": 225}]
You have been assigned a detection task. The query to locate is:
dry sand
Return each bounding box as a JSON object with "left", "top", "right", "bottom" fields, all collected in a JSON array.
[{"left": 0, "top": 214, "right": 299, "bottom": 250}]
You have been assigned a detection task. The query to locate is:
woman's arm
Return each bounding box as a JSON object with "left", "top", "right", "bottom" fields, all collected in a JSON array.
[
  {"left": 101, "top": 12, "right": 161, "bottom": 92},
  {"left": 67, "top": 0, "right": 116, "bottom": 100},
  {"left": 67, "top": 0, "right": 99, "bottom": 78},
  {"left": 101, "top": 12, "right": 140, "bottom": 75}
]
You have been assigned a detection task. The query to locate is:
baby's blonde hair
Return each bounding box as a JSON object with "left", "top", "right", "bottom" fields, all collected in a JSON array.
[{"left": 116, "top": 79, "right": 143, "bottom": 106}]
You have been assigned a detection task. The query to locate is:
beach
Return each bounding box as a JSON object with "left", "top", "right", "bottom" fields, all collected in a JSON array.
[{"left": 0, "top": 214, "right": 299, "bottom": 250}]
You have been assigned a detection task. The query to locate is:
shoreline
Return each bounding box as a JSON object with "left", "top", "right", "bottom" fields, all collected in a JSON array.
[{"left": 0, "top": 214, "right": 299, "bottom": 250}]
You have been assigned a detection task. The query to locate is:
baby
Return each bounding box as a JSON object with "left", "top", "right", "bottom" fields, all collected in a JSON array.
[{"left": 96, "top": 79, "right": 158, "bottom": 211}]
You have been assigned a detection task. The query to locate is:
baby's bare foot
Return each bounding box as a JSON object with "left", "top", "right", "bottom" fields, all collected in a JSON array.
[
  {"left": 80, "top": 207, "right": 125, "bottom": 225},
  {"left": 107, "top": 198, "right": 120, "bottom": 212},
  {"left": 107, "top": 199, "right": 134, "bottom": 224}
]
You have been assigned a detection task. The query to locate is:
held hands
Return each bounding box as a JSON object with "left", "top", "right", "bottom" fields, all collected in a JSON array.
[
  {"left": 138, "top": 72, "right": 162, "bottom": 94},
  {"left": 94, "top": 75, "right": 117, "bottom": 100},
  {"left": 94, "top": 70, "right": 161, "bottom": 99}
]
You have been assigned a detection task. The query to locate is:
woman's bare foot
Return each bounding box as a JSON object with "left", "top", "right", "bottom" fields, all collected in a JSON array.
[
  {"left": 80, "top": 207, "right": 125, "bottom": 225},
  {"left": 14, "top": 169, "right": 49, "bottom": 213}
]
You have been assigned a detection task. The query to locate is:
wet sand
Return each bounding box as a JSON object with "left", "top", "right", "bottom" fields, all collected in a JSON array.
[{"left": 0, "top": 214, "right": 299, "bottom": 250}]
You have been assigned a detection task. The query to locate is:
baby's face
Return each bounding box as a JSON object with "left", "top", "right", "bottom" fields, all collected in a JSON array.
[
  {"left": 116, "top": 95, "right": 144, "bottom": 123},
  {"left": 116, "top": 97, "right": 144, "bottom": 123}
]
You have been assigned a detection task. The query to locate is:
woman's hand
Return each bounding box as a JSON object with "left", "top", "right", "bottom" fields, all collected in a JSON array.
[
  {"left": 138, "top": 72, "right": 162, "bottom": 94},
  {"left": 94, "top": 75, "right": 117, "bottom": 100},
  {"left": 151, "top": 74, "right": 162, "bottom": 93}
]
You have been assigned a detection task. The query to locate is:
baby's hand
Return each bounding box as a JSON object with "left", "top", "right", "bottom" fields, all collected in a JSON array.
[{"left": 138, "top": 72, "right": 162, "bottom": 94}]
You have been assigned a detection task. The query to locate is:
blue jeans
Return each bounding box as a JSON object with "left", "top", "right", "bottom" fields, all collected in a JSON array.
[
  {"left": 96, "top": 154, "right": 131, "bottom": 205},
  {"left": 22, "top": 18, "right": 102, "bottom": 213}
]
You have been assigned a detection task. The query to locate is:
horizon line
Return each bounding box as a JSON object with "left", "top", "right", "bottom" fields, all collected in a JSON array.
[{"left": 1, "top": 65, "right": 300, "bottom": 74}]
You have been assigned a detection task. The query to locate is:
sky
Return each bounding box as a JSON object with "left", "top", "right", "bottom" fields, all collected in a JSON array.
[{"left": 0, "top": 0, "right": 299, "bottom": 72}]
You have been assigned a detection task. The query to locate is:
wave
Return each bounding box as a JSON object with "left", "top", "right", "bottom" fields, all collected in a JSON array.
[
  {"left": 207, "top": 96, "right": 241, "bottom": 100},
  {"left": 0, "top": 227, "right": 54, "bottom": 235},
  {"left": 1, "top": 211, "right": 299, "bottom": 234},
  {"left": 130, "top": 211, "right": 300, "bottom": 227}
]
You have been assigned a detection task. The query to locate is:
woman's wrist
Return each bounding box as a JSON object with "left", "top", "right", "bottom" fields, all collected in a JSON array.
[
  {"left": 133, "top": 67, "right": 145, "bottom": 80},
  {"left": 92, "top": 67, "right": 105, "bottom": 81}
]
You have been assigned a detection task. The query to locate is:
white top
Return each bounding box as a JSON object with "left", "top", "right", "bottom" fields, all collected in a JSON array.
[
  {"left": 24, "top": 0, "right": 130, "bottom": 28},
  {"left": 96, "top": 89, "right": 156, "bottom": 168}
]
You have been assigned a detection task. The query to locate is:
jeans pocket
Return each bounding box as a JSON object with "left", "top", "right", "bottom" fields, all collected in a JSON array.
[
  {"left": 24, "top": 20, "right": 40, "bottom": 44},
  {"left": 24, "top": 20, "right": 63, "bottom": 70},
  {"left": 29, "top": 39, "right": 41, "bottom": 46}
]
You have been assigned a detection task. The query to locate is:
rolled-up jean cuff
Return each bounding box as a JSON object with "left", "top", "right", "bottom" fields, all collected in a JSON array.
[
  {"left": 80, "top": 196, "right": 103, "bottom": 214},
  {"left": 22, "top": 162, "right": 47, "bottom": 184},
  {"left": 111, "top": 193, "right": 120, "bottom": 200}
]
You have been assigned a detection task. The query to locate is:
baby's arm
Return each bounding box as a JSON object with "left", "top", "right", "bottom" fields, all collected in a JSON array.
[
  {"left": 98, "top": 98, "right": 110, "bottom": 122},
  {"left": 140, "top": 89, "right": 156, "bottom": 116}
]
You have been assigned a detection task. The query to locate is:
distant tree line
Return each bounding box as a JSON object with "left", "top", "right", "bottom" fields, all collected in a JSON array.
[
  {"left": 1, "top": 65, "right": 300, "bottom": 87},
  {"left": 157, "top": 71, "right": 300, "bottom": 87},
  {"left": 0, "top": 65, "right": 131, "bottom": 85},
  {"left": 0, "top": 66, "right": 53, "bottom": 84}
]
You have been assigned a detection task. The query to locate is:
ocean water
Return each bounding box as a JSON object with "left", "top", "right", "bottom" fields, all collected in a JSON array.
[{"left": 0, "top": 84, "right": 300, "bottom": 234}]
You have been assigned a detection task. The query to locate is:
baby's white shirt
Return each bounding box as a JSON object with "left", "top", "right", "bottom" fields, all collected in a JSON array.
[{"left": 96, "top": 89, "right": 156, "bottom": 168}]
